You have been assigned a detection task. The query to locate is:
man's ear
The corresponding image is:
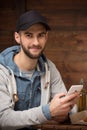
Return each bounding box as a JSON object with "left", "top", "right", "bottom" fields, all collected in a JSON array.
[
  {"left": 14, "top": 32, "right": 20, "bottom": 44},
  {"left": 46, "top": 31, "right": 48, "bottom": 40}
]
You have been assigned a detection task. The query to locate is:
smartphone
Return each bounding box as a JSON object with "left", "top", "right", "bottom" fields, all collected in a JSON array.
[{"left": 67, "top": 85, "right": 83, "bottom": 96}]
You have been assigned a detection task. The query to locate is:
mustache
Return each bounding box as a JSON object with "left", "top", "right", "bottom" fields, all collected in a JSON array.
[{"left": 28, "top": 45, "right": 42, "bottom": 49}]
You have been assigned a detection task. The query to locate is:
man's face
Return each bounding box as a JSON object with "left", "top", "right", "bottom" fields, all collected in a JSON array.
[{"left": 15, "top": 23, "right": 48, "bottom": 59}]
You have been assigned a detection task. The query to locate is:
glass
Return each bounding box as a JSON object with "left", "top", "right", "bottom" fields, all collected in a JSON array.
[{"left": 77, "top": 78, "right": 87, "bottom": 112}]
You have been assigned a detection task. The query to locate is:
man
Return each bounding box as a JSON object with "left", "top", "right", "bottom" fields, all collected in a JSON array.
[{"left": 0, "top": 10, "right": 79, "bottom": 130}]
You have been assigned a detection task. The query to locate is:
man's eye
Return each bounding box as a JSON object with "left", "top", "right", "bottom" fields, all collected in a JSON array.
[
  {"left": 26, "top": 34, "right": 32, "bottom": 38},
  {"left": 39, "top": 33, "right": 46, "bottom": 37}
]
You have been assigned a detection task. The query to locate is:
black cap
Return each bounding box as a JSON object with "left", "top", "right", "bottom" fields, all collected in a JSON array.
[{"left": 16, "top": 10, "right": 51, "bottom": 32}]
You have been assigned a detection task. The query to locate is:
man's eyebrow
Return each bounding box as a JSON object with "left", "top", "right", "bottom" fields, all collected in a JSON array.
[
  {"left": 24, "top": 32, "right": 31, "bottom": 34},
  {"left": 40, "top": 31, "right": 47, "bottom": 34}
]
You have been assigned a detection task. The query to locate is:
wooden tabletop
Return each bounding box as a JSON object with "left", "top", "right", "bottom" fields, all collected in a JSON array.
[{"left": 35, "top": 122, "right": 87, "bottom": 130}]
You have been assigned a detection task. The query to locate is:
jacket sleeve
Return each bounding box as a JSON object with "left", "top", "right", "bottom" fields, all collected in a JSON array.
[
  {"left": 48, "top": 60, "right": 77, "bottom": 116},
  {"left": 48, "top": 59, "right": 67, "bottom": 98},
  {"left": 0, "top": 68, "right": 48, "bottom": 130}
]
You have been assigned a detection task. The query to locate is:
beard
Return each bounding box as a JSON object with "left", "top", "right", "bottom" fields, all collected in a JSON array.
[{"left": 21, "top": 44, "right": 45, "bottom": 59}]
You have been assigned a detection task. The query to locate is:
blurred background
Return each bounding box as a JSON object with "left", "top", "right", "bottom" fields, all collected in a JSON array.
[{"left": 0, "top": 0, "right": 87, "bottom": 90}]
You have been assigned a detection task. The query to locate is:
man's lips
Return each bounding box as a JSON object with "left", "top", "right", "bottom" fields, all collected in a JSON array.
[
  {"left": 30, "top": 47, "right": 41, "bottom": 52},
  {"left": 30, "top": 46, "right": 41, "bottom": 49}
]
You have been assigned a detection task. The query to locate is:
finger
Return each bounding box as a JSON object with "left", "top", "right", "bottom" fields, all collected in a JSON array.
[
  {"left": 62, "top": 92, "right": 80, "bottom": 103},
  {"left": 55, "top": 93, "right": 66, "bottom": 98},
  {"left": 59, "top": 99, "right": 75, "bottom": 110}
]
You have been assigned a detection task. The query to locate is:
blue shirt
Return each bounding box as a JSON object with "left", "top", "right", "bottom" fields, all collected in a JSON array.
[{"left": 14, "top": 70, "right": 41, "bottom": 110}]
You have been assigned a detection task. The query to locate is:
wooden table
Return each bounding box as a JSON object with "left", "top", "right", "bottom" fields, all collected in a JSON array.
[{"left": 35, "top": 122, "right": 87, "bottom": 130}]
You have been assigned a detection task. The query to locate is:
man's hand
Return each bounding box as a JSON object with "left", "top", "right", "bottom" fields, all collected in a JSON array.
[{"left": 49, "top": 92, "right": 80, "bottom": 122}]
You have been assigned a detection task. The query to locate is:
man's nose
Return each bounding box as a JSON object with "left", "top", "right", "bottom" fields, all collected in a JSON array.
[{"left": 33, "top": 37, "right": 39, "bottom": 45}]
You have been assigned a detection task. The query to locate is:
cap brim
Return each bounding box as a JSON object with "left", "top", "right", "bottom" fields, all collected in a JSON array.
[{"left": 17, "top": 21, "right": 51, "bottom": 32}]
